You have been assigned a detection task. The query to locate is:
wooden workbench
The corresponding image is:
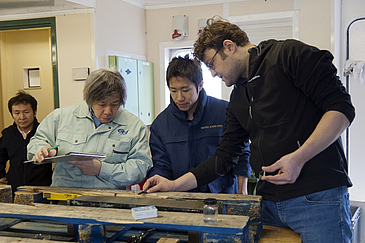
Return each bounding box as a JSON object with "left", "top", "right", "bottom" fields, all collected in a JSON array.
[
  {"left": 0, "top": 202, "right": 250, "bottom": 242},
  {"left": 0, "top": 236, "right": 70, "bottom": 243},
  {"left": 14, "top": 186, "right": 262, "bottom": 242},
  {"left": 5, "top": 185, "right": 301, "bottom": 242},
  {"left": 0, "top": 184, "right": 12, "bottom": 202}
]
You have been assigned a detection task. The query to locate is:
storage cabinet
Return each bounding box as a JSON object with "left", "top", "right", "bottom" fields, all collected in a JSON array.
[{"left": 109, "top": 56, "right": 154, "bottom": 125}]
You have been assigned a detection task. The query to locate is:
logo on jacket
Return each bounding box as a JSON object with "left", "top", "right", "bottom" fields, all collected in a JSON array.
[
  {"left": 201, "top": 124, "right": 223, "bottom": 129},
  {"left": 118, "top": 129, "right": 129, "bottom": 135}
]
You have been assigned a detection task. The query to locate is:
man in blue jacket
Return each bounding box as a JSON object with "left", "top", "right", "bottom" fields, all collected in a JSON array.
[{"left": 147, "top": 55, "right": 251, "bottom": 194}]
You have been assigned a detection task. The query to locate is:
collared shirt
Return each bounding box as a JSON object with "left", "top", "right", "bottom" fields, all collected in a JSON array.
[
  {"left": 89, "top": 107, "right": 102, "bottom": 128},
  {"left": 17, "top": 126, "right": 31, "bottom": 140}
]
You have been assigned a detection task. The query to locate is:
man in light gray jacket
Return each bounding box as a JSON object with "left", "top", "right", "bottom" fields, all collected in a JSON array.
[{"left": 28, "top": 68, "right": 152, "bottom": 189}]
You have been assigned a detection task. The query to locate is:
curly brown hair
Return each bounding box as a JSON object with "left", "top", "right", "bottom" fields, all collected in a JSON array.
[{"left": 193, "top": 16, "right": 250, "bottom": 61}]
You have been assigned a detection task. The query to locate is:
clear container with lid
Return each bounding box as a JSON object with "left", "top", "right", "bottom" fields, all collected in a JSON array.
[{"left": 203, "top": 198, "right": 218, "bottom": 223}]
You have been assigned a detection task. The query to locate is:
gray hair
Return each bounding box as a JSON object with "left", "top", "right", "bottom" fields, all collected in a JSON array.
[{"left": 83, "top": 68, "right": 127, "bottom": 107}]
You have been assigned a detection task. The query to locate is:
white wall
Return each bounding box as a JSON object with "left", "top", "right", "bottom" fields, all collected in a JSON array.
[
  {"left": 94, "top": 0, "right": 147, "bottom": 68},
  {"left": 56, "top": 0, "right": 148, "bottom": 106},
  {"left": 56, "top": 12, "right": 96, "bottom": 107},
  {"left": 147, "top": 3, "right": 223, "bottom": 112},
  {"left": 146, "top": 0, "right": 333, "bottom": 116}
]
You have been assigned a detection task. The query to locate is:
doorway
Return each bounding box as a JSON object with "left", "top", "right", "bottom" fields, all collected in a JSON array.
[
  {"left": 346, "top": 18, "right": 365, "bottom": 203},
  {"left": 0, "top": 17, "right": 59, "bottom": 131}
]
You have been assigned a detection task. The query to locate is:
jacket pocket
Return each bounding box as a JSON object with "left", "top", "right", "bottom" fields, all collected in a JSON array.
[
  {"left": 57, "top": 132, "right": 87, "bottom": 153},
  {"left": 196, "top": 125, "right": 223, "bottom": 139},
  {"left": 103, "top": 139, "right": 131, "bottom": 164},
  {"left": 196, "top": 126, "right": 223, "bottom": 157}
]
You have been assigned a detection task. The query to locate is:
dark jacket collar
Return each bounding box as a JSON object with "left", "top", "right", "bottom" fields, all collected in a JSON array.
[
  {"left": 12, "top": 117, "right": 39, "bottom": 132},
  {"left": 248, "top": 39, "right": 277, "bottom": 79},
  {"left": 235, "top": 78, "right": 249, "bottom": 88},
  {"left": 12, "top": 117, "right": 39, "bottom": 138}
]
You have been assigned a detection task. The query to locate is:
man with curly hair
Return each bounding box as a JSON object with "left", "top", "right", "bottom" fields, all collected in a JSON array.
[{"left": 144, "top": 16, "right": 355, "bottom": 243}]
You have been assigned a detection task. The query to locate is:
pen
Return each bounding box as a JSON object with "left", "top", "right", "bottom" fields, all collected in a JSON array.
[
  {"left": 138, "top": 190, "right": 147, "bottom": 195},
  {"left": 41, "top": 145, "right": 60, "bottom": 155}
]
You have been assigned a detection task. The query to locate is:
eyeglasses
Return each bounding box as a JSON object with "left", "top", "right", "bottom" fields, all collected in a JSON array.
[{"left": 206, "top": 48, "right": 220, "bottom": 70}]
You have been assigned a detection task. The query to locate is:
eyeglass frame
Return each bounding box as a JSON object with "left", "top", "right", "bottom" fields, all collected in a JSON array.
[{"left": 206, "top": 47, "right": 221, "bottom": 70}]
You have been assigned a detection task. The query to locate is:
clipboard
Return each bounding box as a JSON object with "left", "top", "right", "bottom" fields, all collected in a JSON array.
[{"left": 24, "top": 152, "right": 106, "bottom": 164}]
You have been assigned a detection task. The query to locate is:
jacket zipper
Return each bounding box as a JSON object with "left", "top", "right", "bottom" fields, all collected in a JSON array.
[
  {"left": 247, "top": 74, "right": 281, "bottom": 201},
  {"left": 247, "top": 75, "right": 260, "bottom": 119},
  {"left": 247, "top": 75, "right": 267, "bottom": 167}
]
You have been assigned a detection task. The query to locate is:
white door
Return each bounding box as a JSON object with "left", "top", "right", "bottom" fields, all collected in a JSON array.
[
  {"left": 347, "top": 18, "right": 365, "bottom": 202},
  {"left": 117, "top": 57, "right": 139, "bottom": 117}
]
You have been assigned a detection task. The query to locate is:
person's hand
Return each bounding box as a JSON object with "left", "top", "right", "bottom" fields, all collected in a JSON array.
[
  {"left": 142, "top": 175, "right": 176, "bottom": 193},
  {"left": 260, "top": 152, "right": 304, "bottom": 185},
  {"left": 0, "top": 177, "right": 7, "bottom": 184},
  {"left": 68, "top": 159, "right": 101, "bottom": 176},
  {"left": 33, "top": 146, "right": 58, "bottom": 162}
]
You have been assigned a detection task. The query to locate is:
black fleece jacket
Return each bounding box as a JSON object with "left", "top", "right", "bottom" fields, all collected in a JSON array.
[
  {"left": 191, "top": 39, "right": 355, "bottom": 201},
  {"left": 0, "top": 118, "right": 52, "bottom": 194}
]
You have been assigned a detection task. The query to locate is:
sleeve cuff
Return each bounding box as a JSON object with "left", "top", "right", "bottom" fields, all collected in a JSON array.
[{"left": 99, "top": 162, "right": 113, "bottom": 181}]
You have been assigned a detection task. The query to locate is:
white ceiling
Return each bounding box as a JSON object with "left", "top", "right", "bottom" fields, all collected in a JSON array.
[
  {"left": 0, "top": 0, "right": 92, "bottom": 16},
  {"left": 132, "top": 0, "right": 232, "bottom": 9},
  {"left": 130, "top": 0, "right": 246, "bottom": 9},
  {"left": 0, "top": 0, "right": 239, "bottom": 15}
]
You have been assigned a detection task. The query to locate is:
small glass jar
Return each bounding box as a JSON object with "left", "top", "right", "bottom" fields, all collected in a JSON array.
[{"left": 203, "top": 198, "right": 218, "bottom": 223}]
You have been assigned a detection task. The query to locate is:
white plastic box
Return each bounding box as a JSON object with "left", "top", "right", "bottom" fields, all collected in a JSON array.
[{"left": 131, "top": 206, "right": 158, "bottom": 220}]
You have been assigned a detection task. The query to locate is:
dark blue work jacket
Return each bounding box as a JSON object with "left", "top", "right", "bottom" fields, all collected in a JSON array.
[{"left": 148, "top": 89, "right": 251, "bottom": 193}]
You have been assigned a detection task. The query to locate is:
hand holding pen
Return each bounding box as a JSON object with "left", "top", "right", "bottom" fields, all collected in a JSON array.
[{"left": 33, "top": 145, "right": 60, "bottom": 163}]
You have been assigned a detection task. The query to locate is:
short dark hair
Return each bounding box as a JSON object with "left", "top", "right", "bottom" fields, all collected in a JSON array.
[
  {"left": 8, "top": 90, "right": 38, "bottom": 115},
  {"left": 193, "top": 16, "right": 250, "bottom": 61},
  {"left": 166, "top": 54, "right": 203, "bottom": 91},
  {"left": 83, "top": 68, "right": 127, "bottom": 107}
]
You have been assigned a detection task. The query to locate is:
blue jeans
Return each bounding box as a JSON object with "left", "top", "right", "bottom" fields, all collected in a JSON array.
[{"left": 261, "top": 186, "right": 352, "bottom": 243}]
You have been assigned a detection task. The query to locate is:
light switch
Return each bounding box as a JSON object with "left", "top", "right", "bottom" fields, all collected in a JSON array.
[{"left": 72, "top": 67, "right": 90, "bottom": 81}]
